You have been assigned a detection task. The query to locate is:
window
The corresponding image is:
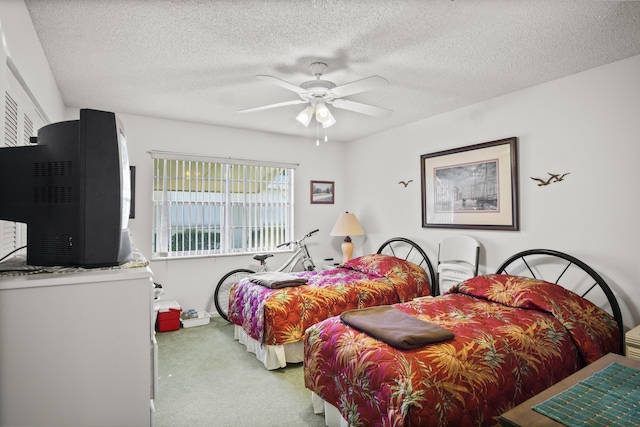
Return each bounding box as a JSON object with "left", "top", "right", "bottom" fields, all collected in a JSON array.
[{"left": 151, "top": 151, "right": 296, "bottom": 259}]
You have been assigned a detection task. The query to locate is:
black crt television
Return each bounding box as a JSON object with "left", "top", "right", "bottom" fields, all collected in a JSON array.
[{"left": 0, "top": 108, "right": 134, "bottom": 267}]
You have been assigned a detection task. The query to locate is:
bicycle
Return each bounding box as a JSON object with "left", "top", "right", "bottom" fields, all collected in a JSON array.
[{"left": 213, "top": 229, "right": 319, "bottom": 321}]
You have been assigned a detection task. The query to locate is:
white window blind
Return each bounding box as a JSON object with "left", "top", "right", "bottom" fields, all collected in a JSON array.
[
  {"left": 151, "top": 151, "right": 296, "bottom": 258},
  {"left": 1, "top": 66, "right": 46, "bottom": 257}
]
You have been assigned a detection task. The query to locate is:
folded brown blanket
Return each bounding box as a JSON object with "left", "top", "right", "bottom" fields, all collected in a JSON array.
[
  {"left": 340, "top": 305, "right": 454, "bottom": 350},
  {"left": 248, "top": 272, "right": 308, "bottom": 289}
]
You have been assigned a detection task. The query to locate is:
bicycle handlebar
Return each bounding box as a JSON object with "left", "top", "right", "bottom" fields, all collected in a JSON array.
[{"left": 276, "top": 229, "right": 319, "bottom": 248}]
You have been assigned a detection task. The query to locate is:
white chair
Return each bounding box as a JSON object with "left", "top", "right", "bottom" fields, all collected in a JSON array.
[{"left": 437, "top": 235, "right": 480, "bottom": 295}]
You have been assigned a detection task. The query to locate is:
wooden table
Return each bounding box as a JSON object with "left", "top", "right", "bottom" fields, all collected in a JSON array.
[{"left": 498, "top": 353, "right": 640, "bottom": 427}]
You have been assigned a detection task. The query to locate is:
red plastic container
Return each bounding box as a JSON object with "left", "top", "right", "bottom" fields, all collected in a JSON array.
[{"left": 157, "top": 307, "right": 181, "bottom": 332}]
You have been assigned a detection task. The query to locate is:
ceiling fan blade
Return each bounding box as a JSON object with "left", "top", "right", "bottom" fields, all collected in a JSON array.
[
  {"left": 239, "top": 99, "right": 307, "bottom": 113},
  {"left": 256, "top": 75, "right": 307, "bottom": 95},
  {"left": 331, "top": 99, "right": 392, "bottom": 117},
  {"left": 329, "top": 75, "right": 389, "bottom": 98}
]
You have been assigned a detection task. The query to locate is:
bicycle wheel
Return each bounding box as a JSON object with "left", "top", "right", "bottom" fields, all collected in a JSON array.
[{"left": 214, "top": 268, "right": 255, "bottom": 322}]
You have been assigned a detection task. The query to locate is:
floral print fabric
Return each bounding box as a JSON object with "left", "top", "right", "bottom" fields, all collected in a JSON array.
[
  {"left": 303, "top": 274, "right": 620, "bottom": 427},
  {"left": 228, "top": 254, "right": 431, "bottom": 346}
]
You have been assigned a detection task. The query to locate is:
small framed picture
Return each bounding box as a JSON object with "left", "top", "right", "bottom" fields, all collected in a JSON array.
[{"left": 310, "top": 180, "right": 335, "bottom": 204}]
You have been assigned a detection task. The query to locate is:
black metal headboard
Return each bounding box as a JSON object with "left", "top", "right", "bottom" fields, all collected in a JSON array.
[
  {"left": 376, "top": 237, "right": 437, "bottom": 296},
  {"left": 496, "top": 249, "right": 624, "bottom": 350}
]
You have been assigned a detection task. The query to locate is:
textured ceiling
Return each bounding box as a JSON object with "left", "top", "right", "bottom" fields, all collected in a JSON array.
[{"left": 24, "top": 0, "right": 640, "bottom": 143}]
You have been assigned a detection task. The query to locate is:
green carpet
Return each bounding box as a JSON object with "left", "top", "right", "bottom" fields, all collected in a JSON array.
[{"left": 154, "top": 316, "right": 327, "bottom": 427}]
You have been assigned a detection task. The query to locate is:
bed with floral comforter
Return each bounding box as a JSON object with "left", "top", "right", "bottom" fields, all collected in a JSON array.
[
  {"left": 304, "top": 272, "right": 622, "bottom": 427},
  {"left": 228, "top": 253, "right": 432, "bottom": 369}
]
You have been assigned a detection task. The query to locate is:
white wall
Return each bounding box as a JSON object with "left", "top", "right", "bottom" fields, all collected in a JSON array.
[{"left": 345, "top": 54, "right": 640, "bottom": 330}]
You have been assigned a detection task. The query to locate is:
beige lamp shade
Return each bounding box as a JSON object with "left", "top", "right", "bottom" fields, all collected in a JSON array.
[
  {"left": 330, "top": 212, "right": 364, "bottom": 237},
  {"left": 330, "top": 212, "right": 364, "bottom": 263}
]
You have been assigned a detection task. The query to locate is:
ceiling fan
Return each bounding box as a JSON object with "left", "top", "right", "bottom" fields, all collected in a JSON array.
[{"left": 239, "top": 62, "right": 392, "bottom": 128}]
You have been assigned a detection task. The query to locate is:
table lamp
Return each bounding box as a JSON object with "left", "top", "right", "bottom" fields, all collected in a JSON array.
[{"left": 330, "top": 211, "right": 365, "bottom": 263}]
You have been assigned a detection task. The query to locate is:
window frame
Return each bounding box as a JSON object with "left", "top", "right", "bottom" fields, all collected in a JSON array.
[{"left": 150, "top": 151, "right": 297, "bottom": 260}]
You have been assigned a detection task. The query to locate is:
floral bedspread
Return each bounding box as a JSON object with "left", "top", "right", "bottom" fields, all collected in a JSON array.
[
  {"left": 228, "top": 254, "right": 430, "bottom": 346},
  {"left": 304, "top": 274, "right": 621, "bottom": 427}
]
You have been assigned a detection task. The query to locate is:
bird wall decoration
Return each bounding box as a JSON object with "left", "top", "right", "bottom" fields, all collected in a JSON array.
[
  {"left": 530, "top": 172, "right": 570, "bottom": 186},
  {"left": 398, "top": 180, "right": 413, "bottom": 187},
  {"left": 548, "top": 172, "right": 570, "bottom": 182}
]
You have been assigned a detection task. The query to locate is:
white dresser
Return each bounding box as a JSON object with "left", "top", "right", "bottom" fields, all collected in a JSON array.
[{"left": 0, "top": 263, "right": 155, "bottom": 427}]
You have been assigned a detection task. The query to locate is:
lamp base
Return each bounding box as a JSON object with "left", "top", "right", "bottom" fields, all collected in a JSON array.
[{"left": 341, "top": 237, "right": 354, "bottom": 263}]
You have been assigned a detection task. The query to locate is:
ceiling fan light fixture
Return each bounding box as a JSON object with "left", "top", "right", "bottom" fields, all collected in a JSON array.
[
  {"left": 295, "top": 106, "right": 315, "bottom": 127},
  {"left": 321, "top": 111, "right": 336, "bottom": 128},
  {"left": 315, "top": 102, "right": 330, "bottom": 122}
]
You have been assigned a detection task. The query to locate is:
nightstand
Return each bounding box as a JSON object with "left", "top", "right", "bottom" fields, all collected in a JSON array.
[
  {"left": 626, "top": 324, "right": 640, "bottom": 361},
  {"left": 498, "top": 353, "right": 640, "bottom": 426}
]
